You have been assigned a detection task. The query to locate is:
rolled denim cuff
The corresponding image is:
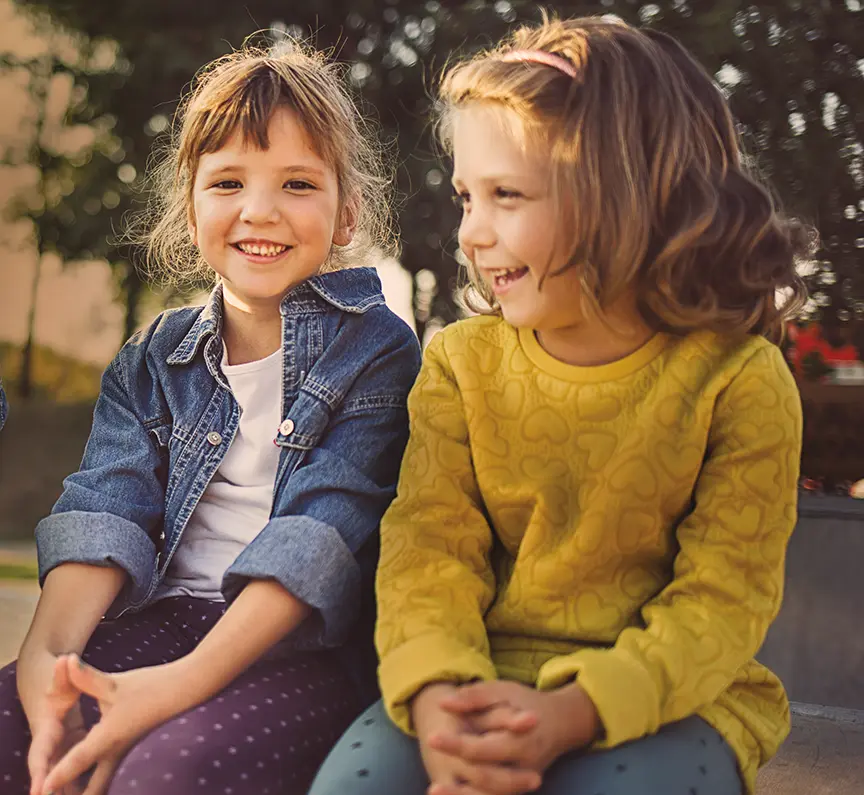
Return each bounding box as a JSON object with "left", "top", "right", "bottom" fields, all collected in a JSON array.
[
  {"left": 223, "top": 515, "right": 361, "bottom": 650},
  {"left": 35, "top": 511, "right": 157, "bottom": 608}
]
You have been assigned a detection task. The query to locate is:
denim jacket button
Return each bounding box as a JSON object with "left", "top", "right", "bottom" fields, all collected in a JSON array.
[
  {"left": 279, "top": 418, "right": 295, "bottom": 436},
  {"left": 206, "top": 431, "right": 223, "bottom": 446}
]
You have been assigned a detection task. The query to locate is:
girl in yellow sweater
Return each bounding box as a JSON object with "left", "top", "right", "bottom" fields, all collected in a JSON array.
[{"left": 311, "top": 14, "right": 809, "bottom": 795}]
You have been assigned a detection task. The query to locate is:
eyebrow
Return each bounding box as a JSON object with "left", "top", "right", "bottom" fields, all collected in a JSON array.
[
  {"left": 199, "top": 164, "right": 330, "bottom": 178},
  {"left": 451, "top": 173, "right": 535, "bottom": 187}
]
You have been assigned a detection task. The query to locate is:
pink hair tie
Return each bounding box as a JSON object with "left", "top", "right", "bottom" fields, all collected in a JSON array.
[{"left": 501, "top": 49, "right": 578, "bottom": 79}]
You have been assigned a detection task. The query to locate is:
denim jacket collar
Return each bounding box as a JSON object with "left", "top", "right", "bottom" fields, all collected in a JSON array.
[{"left": 166, "top": 267, "right": 386, "bottom": 368}]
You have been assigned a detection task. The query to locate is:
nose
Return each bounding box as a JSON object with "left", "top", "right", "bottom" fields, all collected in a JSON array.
[
  {"left": 239, "top": 186, "right": 281, "bottom": 225},
  {"left": 458, "top": 203, "right": 496, "bottom": 253}
]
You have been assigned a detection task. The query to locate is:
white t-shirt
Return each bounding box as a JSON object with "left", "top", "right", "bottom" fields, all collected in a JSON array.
[{"left": 157, "top": 346, "right": 282, "bottom": 600}]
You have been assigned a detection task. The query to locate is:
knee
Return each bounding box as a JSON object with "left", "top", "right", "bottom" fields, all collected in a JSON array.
[
  {"left": 309, "top": 754, "right": 382, "bottom": 795},
  {"left": 309, "top": 702, "right": 425, "bottom": 795},
  {"left": 107, "top": 710, "right": 234, "bottom": 795},
  {"left": 108, "top": 738, "right": 218, "bottom": 794}
]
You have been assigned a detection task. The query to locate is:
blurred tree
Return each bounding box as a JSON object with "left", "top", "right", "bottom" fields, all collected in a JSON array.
[
  {"left": 12, "top": 0, "right": 864, "bottom": 349},
  {"left": 1, "top": 49, "right": 52, "bottom": 399},
  {"left": 0, "top": 13, "right": 126, "bottom": 395},
  {"left": 1, "top": 11, "right": 148, "bottom": 378}
]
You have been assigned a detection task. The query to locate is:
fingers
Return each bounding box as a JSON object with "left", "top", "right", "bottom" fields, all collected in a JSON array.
[
  {"left": 65, "top": 656, "right": 117, "bottom": 703},
  {"left": 42, "top": 723, "right": 114, "bottom": 795},
  {"left": 429, "top": 729, "right": 527, "bottom": 766},
  {"left": 429, "top": 783, "right": 488, "bottom": 795},
  {"left": 468, "top": 706, "right": 538, "bottom": 735},
  {"left": 427, "top": 759, "right": 541, "bottom": 795},
  {"left": 80, "top": 758, "right": 119, "bottom": 795},
  {"left": 28, "top": 722, "right": 64, "bottom": 795},
  {"left": 439, "top": 682, "right": 511, "bottom": 715}
]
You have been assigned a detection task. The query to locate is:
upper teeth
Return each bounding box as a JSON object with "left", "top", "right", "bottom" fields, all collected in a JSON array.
[
  {"left": 238, "top": 242, "right": 288, "bottom": 256},
  {"left": 491, "top": 268, "right": 523, "bottom": 277}
]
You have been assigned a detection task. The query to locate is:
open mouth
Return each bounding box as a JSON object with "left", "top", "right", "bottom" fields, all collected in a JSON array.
[
  {"left": 233, "top": 241, "right": 291, "bottom": 258},
  {"left": 490, "top": 267, "right": 529, "bottom": 288}
]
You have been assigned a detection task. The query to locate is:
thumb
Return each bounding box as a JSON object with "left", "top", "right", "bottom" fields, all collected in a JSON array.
[
  {"left": 65, "top": 655, "right": 117, "bottom": 704},
  {"left": 46, "top": 657, "right": 81, "bottom": 714}
]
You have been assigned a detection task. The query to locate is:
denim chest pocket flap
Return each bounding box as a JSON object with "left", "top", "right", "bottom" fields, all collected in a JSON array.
[{"left": 274, "top": 386, "right": 333, "bottom": 451}]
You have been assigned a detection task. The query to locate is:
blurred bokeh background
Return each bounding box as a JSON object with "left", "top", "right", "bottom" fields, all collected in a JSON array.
[{"left": 0, "top": 0, "right": 862, "bottom": 544}]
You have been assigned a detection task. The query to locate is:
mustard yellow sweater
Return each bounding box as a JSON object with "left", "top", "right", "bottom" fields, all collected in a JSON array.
[{"left": 376, "top": 316, "right": 802, "bottom": 793}]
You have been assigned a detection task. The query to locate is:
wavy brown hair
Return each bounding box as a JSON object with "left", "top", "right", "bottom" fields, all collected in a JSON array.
[
  {"left": 135, "top": 38, "right": 395, "bottom": 287},
  {"left": 439, "top": 15, "right": 812, "bottom": 341}
]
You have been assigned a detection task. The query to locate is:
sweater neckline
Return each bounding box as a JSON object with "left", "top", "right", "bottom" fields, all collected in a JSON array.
[{"left": 517, "top": 326, "right": 669, "bottom": 383}]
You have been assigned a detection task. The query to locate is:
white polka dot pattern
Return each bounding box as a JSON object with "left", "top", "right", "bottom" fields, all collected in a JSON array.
[{"left": 0, "top": 597, "right": 363, "bottom": 794}]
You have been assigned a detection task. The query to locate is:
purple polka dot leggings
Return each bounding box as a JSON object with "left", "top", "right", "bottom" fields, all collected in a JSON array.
[{"left": 0, "top": 597, "right": 364, "bottom": 795}]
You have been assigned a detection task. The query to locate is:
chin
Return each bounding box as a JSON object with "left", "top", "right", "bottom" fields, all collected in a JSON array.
[
  {"left": 232, "top": 285, "right": 291, "bottom": 305},
  {"left": 499, "top": 305, "right": 540, "bottom": 330}
]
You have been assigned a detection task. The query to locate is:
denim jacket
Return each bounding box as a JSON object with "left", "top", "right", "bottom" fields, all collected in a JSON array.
[
  {"left": 36, "top": 268, "right": 421, "bottom": 651},
  {"left": 0, "top": 380, "right": 6, "bottom": 431}
]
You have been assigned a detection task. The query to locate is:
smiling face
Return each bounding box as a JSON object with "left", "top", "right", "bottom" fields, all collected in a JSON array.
[
  {"left": 189, "top": 105, "right": 352, "bottom": 312},
  {"left": 451, "top": 104, "right": 586, "bottom": 333}
]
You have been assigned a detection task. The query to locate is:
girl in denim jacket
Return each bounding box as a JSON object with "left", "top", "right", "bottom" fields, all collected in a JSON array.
[{"left": 0, "top": 41, "right": 420, "bottom": 795}]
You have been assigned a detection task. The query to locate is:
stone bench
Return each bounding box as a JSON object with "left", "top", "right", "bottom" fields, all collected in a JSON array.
[
  {"left": 758, "top": 704, "right": 864, "bottom": 794},
  {"left": 755, "top": 495, "right": 864, "bottom": 793}
]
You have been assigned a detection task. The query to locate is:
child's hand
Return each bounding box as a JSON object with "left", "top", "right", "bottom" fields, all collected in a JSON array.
[
  {"left": 26, "top": 654, "right": 87, "bottom": 795},
  {"left": 414, "top": 683, "right": 542, "bottom": 795},
  {"left": 40, "top": 654, "right": 192, "bottom": 795},
  {"left": 428, "top": 680, "right": 601, "bottom": 793}
]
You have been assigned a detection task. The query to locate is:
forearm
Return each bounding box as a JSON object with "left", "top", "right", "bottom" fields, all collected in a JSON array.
[
  {"left": 170, "top": 579, "right": 310, "bottom": 709},
  {"left": 18, "top": 562, "right": 126, "bottom": 718}
]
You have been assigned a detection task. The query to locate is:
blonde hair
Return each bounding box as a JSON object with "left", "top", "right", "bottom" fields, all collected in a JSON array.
[
  {"left": 439, "top": 15, "right": 812, "bottom": 342},
  {"left": 138, "top": 39, "right": 395, "bottom": 287}
]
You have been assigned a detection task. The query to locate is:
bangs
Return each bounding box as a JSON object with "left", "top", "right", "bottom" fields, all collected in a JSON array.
[
  {"left": 181, "top": 60, "right": 334, "bottom": 169},
  {"left": 199, "top": 67, "right": 284, "bottom": 154}
]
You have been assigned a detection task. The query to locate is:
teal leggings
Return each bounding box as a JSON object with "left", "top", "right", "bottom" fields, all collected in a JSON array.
[{"left": 308, "top": 700, "right": 743, "bottom": 795}]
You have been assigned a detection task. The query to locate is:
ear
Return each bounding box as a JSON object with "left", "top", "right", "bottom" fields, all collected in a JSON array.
[
  {"left": 332, "top": 200, "right": 357, "bottom": 247},
  {"left": 187, "top": 211, "right": 198, "bottom": 247}
]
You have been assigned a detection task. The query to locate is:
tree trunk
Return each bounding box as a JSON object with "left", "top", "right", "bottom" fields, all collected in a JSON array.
[{"left": 18, "top": 251, "right": 43, "bottom": 400}]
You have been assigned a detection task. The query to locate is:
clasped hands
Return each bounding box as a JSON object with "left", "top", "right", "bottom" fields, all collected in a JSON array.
[
  {"left": 27, "top": 654, "right": 190, "bottom": 795},
  {"left": 412, "top": 679, "right": 601, "bottom": 795}
]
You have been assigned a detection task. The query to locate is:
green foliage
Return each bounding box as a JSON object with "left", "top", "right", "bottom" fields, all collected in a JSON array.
[{"left": 9, "top": 0, "right": 864, "bottom": 345}]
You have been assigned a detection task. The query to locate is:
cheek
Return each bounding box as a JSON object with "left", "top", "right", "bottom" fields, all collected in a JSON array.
[
  {"left": 194, "top": 200, "right": 231, "bottom": 238},
  {"left": 457, "top": 219, "right": 472, "bottom": 253},
  {"left": 506, "top": 214, "right": 555, "bottom": 262}
]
